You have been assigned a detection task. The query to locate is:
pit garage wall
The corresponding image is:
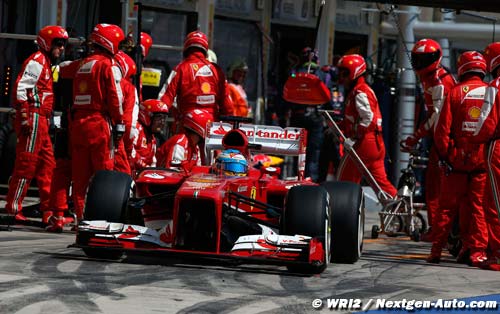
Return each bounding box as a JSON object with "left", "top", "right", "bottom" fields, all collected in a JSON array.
[{"left": 1, "top": 0, "right": 358, "bottom": 115}]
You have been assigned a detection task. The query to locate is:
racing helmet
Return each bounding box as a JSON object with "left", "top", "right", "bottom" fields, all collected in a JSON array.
[
  {"left": 115, "top": 50, "right": 137, "bottom": 79},
  {"left": 337, "top": 54, "right": 366, "bottom": 81},
  {"left": 484, "top": 42, "right": 500, "bottom": 75},
  {"left": 183, "top": 31, "right": 208, "bottom": 56},
  {"left": 301, "top": 46, "right": 319, "bottom": 64},
  {"left": 411, "top": 39, "right": 442, "bottom": 75},
  {"left": 457, "top": 51, "right": 487, "bottom": 78},
  {"left": 182, "top": 109, "right": 213, "bottom": 138},
  {"left": 139, "top": 32, "right": 153, "bottom": 58},
  {"left": 215, "top": 149, "right": 248, "bottom": 177},
  {"left": 36, "top": 25, "right": 69, "bottom": 52},
  {"left": 90, "top": 23, "right": 125, "bottom": 55},
  {"left": 139, "top": 99, "right": 169, "bottom": 127}
]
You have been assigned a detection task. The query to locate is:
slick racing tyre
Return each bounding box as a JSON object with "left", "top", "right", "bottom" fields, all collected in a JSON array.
[
  {"left": 282, "top": 185, "right": 330, "bottom": 274},
  {"left": 322, "top": 181, "right": 364, "bottom": 263},
  {"left": 82, "top": 170, "right": 132, "bottom": 260},
  {"left": 84, "top": 170, "right": 132, "bottom": 222}
]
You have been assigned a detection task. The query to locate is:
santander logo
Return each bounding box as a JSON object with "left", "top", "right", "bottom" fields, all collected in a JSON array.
[
  {"left": 213, "top": 124, "right": 230, "bottom": 135},
  {"left": 210, "top": 124, "right": 300, "bottom": 141}
]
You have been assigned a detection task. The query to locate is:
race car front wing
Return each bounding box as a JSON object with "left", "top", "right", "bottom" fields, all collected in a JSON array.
[{"left": 72, "top": 220, "right": 326, "bottom": 271}]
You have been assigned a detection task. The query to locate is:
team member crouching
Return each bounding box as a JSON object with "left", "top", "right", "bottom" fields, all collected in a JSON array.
[
  {"left": 429, "top": 51, "right": 489, "bottom": 265},
  {"left": 156, "top": 109, "right": 213, "bottom": 171},
  {"left": 129, "top": 99, "right": 169, "bottom": 176}
]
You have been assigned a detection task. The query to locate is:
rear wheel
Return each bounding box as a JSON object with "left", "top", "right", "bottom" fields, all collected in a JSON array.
[
  {"left": 282, "top": 185, "right": 330, "bottom": 274},
  {"left": 322, "top": 181, "right": 364, "bottom": 263},
  {"left": 82, "top": 170, "right": 132, "bottom": 260}
]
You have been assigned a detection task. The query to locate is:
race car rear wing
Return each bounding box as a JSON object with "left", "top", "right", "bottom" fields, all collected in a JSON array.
[{"left": 205, "top": 122, "right": 307, "bottom": 156}]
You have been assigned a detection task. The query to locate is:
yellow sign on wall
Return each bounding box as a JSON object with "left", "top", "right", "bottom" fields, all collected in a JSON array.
[{"left": 141, "top": 67, "right": 162, "bottom": 87}]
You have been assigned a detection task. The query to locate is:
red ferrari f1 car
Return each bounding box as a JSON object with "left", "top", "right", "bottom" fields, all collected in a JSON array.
[{"left": 73, "top": 117, "right": 365, "bottom": 274}]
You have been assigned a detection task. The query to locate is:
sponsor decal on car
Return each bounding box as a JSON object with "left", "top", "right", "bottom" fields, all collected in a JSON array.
[{"left": 144, "top": 173, "right": 166, "bottom": 179}]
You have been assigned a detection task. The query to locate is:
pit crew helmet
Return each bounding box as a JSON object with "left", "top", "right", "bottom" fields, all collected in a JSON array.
[
  {"left": 215, "top": 149, "right": 248, "bottom": 177},
  {"left": 36, "top": 25, "right": 69, "bottom": 52},
  {"left": 457, "top": 51, "right": 487, "bottom": 78},
  {"left": 183, "top": 31, "right": 208, "bottom": 56},
  {"left": 207, "top": 49, "right": 218, "bottom": 63},
  {"left": 90, "top": 23, "right": 125, "bottom": 55},
  {"left": 484, "top": 42, "right": 500, "bottom": 75},
  {"left": 182, "top": 109, "right": 213, "bottom": 138},
  {"left": 115, "top": 50, "right": 137, "bottom": 79},
  {"left": 139, "top": 32, "right": 153, "bottom": 58},
  {"left": 411, "top": 39, "right": 442, "bottom": 76},
  {"left": 337, "top": 54, "right": 366, "bottom": 81},
  {"left": 139, "top": 99, "right": 169, "bottom": 127}
]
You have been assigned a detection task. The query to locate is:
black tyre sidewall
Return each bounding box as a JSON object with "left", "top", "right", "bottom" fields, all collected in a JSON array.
[
  {"left": 283, "top": 185, "right": 330, "bottom": 272},
  {"left": 322, "top": 181, "right": 364, "bottom": 263},
  {"left": 84, "top": 170, "right": 132, "bottom": 222}
]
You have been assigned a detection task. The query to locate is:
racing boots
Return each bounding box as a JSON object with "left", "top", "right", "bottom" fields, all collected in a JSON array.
[
  {"left": 14, "top": 211, "right": 27, "bottom": 222},
  {"left": 426, "top": 246, "right": 441, "bottom": 264},
  {"left": 477, "top": 252, "right": 500, "bottom": 271},
  {"left": 469, "top": 251, "right": 488, "bottom": 267},
  {"left": 44, "top": 211, "right": 74, "bottom": 233}
]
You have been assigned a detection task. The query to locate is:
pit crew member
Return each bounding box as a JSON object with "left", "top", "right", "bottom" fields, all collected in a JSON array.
[
  {"left": 158, "top": 30, "right": 233, "bottom": 132},
  {"left": 156, "top": 109, "right": 212, "bottom": 171},
  {"left": 401, "top": 39, "right": 457, "bottom": 239},
  {"left": 6, "top": 25, "right": 68, "bottom": 220},
  {"left": 471, "top": 42, "right": 500, "bottom": 271},
  {"left": 336, "top": 54, "right": 397, "bottom": 197},
  {"left": 129, "top": 99, "right": 169, "bottom": 175},
  {"left": 114, "top": 50, "right": 139, "bottom": 174},
  {"left": 429, "top": 51, "right": 488, "bottom": 265},
  {"left": 70, "top": 23, "right": 125, "bottom": 220}
]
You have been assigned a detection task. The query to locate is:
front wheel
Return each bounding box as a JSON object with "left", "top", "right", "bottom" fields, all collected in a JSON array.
[
  {"left": 82, "top": 170, "right": 132, "bottom": 260},
  {"left": 282, "top": 185, "right": 330, "bottom": 274},
  {"left": 322, "top": 181, "right": 364, "bottom": 263},
  {"left": 84, "top": 170, "right": 132, "bottom": 222}
]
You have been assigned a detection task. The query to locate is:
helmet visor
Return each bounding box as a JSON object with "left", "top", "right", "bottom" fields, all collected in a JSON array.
[
  {"left": 411, "top": 51, "right": 440, "bottom": 70},
  {"left": 222, "top": 161, "right": 247, "bottom": 176},
  {"left": 52, "top": 38, "right": 67, "bottom": 48}
]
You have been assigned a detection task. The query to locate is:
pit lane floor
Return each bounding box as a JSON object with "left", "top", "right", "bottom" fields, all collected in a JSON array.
[{"left": 0, "top": 189, "right": 500, "bottom": 314}]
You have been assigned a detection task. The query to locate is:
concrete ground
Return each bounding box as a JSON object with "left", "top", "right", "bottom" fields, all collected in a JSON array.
[{"left": 0, "top": 188, "right": 499, "bottom": 314}]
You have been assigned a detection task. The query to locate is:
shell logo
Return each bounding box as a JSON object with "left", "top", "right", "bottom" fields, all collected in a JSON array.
[
  {"left": 469, "top": 106, "right": 481, "bottom": 119},
  {"left": 78, "top": 81, "right": 88, "bottom": 93},
  {"left": 348, "top": 61, "right": 353, "bottom": 65},
  {"left": 48, "top": 30, "right": 53, "bottom": 35},
  {"left": 201, "top": 82, "right": 211, "bottom": 93}
]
